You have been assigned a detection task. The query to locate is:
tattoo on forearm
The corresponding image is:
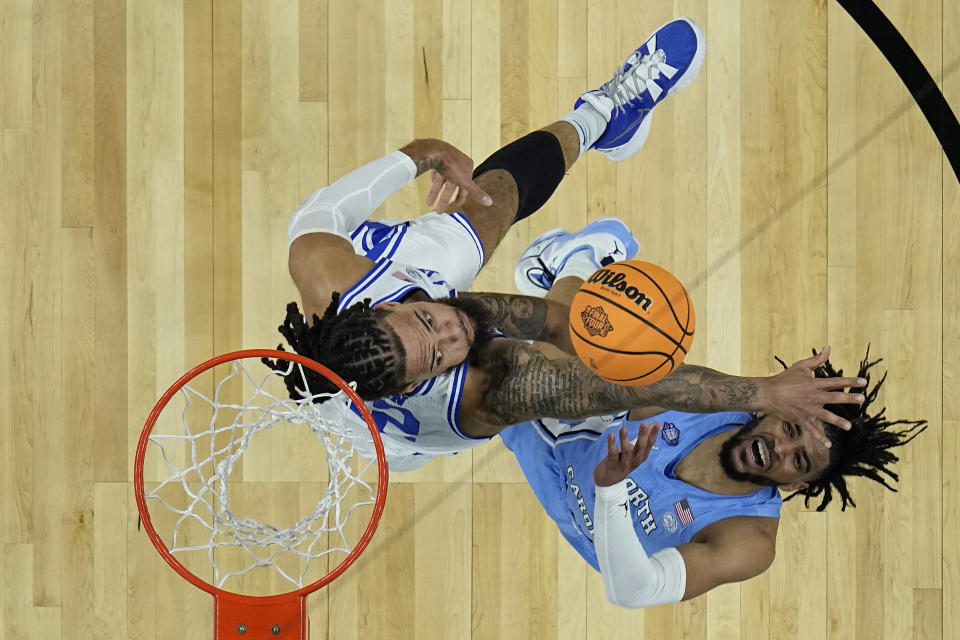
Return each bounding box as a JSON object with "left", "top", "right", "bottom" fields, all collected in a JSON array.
[
  {"left": 476, "top": 346, "right": 761, "bottom": 426},
  {"left": 463, "top": 293, "right": 550, "bottom": 341},
  {"left": 713, "top": 374, "right": 760, "bottom": 407},
  {"left": 414, "top": 156, "right": 444, "bottom": 177}
]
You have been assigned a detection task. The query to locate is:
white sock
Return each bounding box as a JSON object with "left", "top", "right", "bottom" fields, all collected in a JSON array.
[{"left": 560, "top": 102, "right": 609, "bottom": 159}]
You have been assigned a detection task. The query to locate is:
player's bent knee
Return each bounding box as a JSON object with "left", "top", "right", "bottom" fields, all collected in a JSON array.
[{"left": 472, "top": 130, "right": 566, "bottom": 223}]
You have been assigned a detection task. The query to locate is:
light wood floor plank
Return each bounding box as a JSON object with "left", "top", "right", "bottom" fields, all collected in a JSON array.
[
  {"left": 1, "top": 0, "right": 33, "bottom": 129},
  {"left": 944, "top": 5, "right": 960, "bottom": 640},
  {"left": 92, "top": 0, "right": 128, "bottom": 484},
  {"left": 298, "top": 0, "right": 328, "bottom": 102},
  {"left": 61, "top": 227, "right": 96, "bottom": 639},
  {"left": 414, "top": 483, "right": 472, "bottom": 639},
  {"left": 61, "top": 0, "right": 95, "bottom": 229},
  {"left": 212, "top": 0, "right": 243, "bottom": 357},
  {"left": 704, "top": 0, "right": 742, "bottom": 379},
  {"left": 942, "top": 420, "right": 960, "bottom": 640},
  {"left": 913, "top": 588, "right": 943, "bottom": 640},
  {"left": 6, "top": 129, "right": 42, "bottom": 547},
  {"left": 95, "top": 484, "right": 127, "bottom": 639},
  {"left": 184, "top": 0, "right": 216, "bottom": 372}
]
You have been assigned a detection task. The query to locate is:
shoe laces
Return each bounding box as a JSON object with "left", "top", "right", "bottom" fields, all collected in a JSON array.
[
  {"left": 601, "top": 49, "right": 667, "bottom": 113},
  {"left": 530, "top": 258, "right": 556, "bottom": 289}
]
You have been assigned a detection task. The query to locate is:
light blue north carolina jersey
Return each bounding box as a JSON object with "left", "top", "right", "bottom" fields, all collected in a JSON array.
[{"left": 499, "top": 410, "right": 783, "bottom": 571}]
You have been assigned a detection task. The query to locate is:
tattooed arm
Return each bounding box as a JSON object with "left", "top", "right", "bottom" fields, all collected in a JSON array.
[
  {"left": 458, "top": 292, "right": 574, "bottom": 353},
  {"left": 462, "top": 340, "right": 761, "bottom": 430},
  {"left": 458, "top": 340, "right": 866, "bottom": 438}
]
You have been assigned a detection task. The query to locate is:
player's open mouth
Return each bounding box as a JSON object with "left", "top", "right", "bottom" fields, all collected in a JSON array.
[{"left": 741, "top": 436, "right": 771, "bottom": 470}]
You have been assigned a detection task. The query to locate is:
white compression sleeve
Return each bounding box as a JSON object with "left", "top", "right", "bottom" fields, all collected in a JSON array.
[
  {"left": 593, "top": 481, "right": 687, "bottom": 608},
  {"left": 287, "top": 150, "right": 417, "bottom": 247}
]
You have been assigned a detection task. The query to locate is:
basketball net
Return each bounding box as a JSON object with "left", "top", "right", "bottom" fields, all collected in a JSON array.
[{"left": 134, "top": 349, "right": 387, "bottom": 639}]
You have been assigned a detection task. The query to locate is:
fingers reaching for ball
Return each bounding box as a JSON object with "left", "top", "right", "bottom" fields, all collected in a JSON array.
[{"left": 593, "top": 422, "right": 661, "bottom": 487}]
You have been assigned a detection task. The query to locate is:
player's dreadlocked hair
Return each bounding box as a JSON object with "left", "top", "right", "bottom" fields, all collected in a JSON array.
[
  {"left": 778, "top": 346, "right": 927, "bottom": 512},
  {"left": 262, "top": 294, "right": 409, "bottom": 401}
]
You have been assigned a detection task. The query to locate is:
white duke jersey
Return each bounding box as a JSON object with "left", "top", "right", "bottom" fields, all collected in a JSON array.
[
  {"left": 324, "top": 216, "right": 493, "bottom": 472},
  {"left": 288, "top": 148, "right": 492, "bottom": 471},
  {"left": 334, "top": 255, "right": 456, "bottom": 313}
]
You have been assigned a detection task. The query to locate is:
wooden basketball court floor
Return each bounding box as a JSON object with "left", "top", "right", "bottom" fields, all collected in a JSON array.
[{"left": 0, "top": 0, "right": 957, "bottom": 638}]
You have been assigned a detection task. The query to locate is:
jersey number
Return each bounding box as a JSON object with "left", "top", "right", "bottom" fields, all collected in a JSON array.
[{"left": 370, "top": 399, "right": 421, "bottom": 442}]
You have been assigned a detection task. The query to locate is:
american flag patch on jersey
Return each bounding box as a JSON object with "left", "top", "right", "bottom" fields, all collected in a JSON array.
[{"left": 674, "top": 498, "right": 694, "bottom": 526}]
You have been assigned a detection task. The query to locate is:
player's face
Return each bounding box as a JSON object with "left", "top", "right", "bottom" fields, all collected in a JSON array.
[
  {"left": 718, "top": 414, "right": 832, "bottom": 488},
  {"left": 379, "top": 300, "right": 478, "bottom": 387}
]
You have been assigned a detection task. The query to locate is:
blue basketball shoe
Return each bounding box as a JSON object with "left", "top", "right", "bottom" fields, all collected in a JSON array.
[
  {"left": 577, "top": 17, "right": 705, "bottom": 161},
  {"left": 514, "top": 218, "right": 641, "bottom": 296}
]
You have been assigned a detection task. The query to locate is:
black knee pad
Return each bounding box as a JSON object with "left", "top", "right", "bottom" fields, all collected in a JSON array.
[{"left": 472, "top": 130, "right": 566, "bottom": 224}]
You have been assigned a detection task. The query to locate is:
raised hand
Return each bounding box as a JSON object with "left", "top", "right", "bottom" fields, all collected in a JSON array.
[
  {"left": 593, "top": 423, "right": 660, "bottom": 487},
  {"left": 400, "top": 138, "right": 493, "bottom": 214},
  {"left": 758, "top": 345, "right": 866, "bottom": 448}
]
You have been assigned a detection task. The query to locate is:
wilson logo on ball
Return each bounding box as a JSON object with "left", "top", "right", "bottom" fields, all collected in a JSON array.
[
  {"left": 570, "top": 260, "right": 695, "bottom": 386},
  {"left": 587, "top": 269, "right": 653, "bottom": 312},
  {"left": 580, "top": 305, "right": 614, "bottom": 337}
]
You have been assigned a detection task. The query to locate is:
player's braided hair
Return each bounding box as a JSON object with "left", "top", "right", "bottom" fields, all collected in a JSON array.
[
  {"left": 263, "top": 295, "right": 409, "bottom": 401},
  {"left": 778, "top": 346, "right": 927, "bottom": 511}
]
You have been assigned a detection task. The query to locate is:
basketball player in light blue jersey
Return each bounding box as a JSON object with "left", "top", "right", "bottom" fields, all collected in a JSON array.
[
  {"left": 267, "top": 18, "right": 870, "bottom": 470},
  {"left": 498, "top": 228, "right": 927, "bottom": 609},
  {"left": 499, "top": 369, "right": 925, "bottom": 609}
]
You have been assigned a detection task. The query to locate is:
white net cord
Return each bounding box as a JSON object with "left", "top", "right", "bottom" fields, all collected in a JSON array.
[{"left": 142, "top": 358, "right": 379, "bottom": 591}]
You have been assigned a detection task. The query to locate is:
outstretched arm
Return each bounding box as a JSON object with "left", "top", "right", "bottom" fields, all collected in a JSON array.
[
  {"left": 461, "top": 341, "right": 865, "bottom": 442},
  {"left": 467, "top": 340, "right": 766, "bottom": 425}
]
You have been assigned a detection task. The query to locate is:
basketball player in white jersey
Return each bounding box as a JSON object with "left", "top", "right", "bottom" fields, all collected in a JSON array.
[
  {"left": 279, "top": 18, "right": 709, "bottom": 399},
  {"left": 276, "top": 208, "right": 867, "bottom": 473},
  {"left": 268, "top": 18, "right": 866, "bottom": 470}
]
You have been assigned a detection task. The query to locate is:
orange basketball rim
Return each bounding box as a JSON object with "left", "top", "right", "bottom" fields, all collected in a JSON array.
[{"left": 134, "top": 349, "right": 388, "bottom": 639}]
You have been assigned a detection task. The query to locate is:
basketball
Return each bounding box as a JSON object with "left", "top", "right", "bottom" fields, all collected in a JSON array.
[{"left": 569, "top": 260, "right": 695, "bottom": 385}]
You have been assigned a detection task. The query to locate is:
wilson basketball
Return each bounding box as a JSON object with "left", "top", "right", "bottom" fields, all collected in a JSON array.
[{"left": 569, "top": 260, "right": 695, "bottom": 385}]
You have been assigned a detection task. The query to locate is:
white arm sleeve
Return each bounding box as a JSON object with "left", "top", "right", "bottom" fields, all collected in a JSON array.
[
  {"left": 287, "top": 150, "right": 418, "bottom": 247},
  {"left": 593, "top": 481, "right": 687, "bottom": 608}
]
